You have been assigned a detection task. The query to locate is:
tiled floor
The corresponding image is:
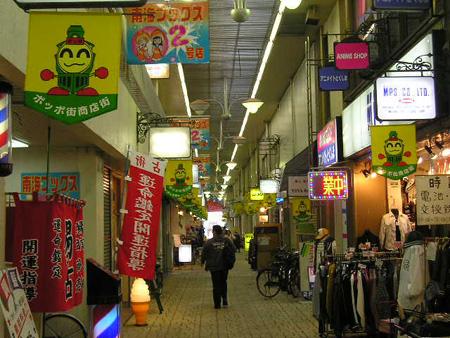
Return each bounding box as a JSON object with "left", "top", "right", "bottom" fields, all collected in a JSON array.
[{"left": 122, "top": 252, "right": 318, "bottom": 337}]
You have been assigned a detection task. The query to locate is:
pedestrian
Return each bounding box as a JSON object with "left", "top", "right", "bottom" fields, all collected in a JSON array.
[
  {"left": 201, "top": 225, "right": 236, "bottom": 309},
  {"left": 233, "top": 232, "right": 241, "bottom": 253}
]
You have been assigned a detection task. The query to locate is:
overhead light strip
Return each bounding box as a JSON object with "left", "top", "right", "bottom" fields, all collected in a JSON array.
[{"left": 177, "top": 63, "right": 192, "bottom": 118}]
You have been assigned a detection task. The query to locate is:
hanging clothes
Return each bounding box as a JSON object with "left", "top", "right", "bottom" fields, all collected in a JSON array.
[{"left": 379, "top": 211, "right": 411, "bottom": 250}]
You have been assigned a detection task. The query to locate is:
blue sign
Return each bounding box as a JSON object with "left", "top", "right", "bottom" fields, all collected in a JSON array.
[
  {"left": 373, "top": 0, "right": 431, "bottom": 10},
  {"left": 319, "top": 67, "right": 349, "bottom": 91},
  {"left": 21, "top": 172, "right": 81, "bottom": 199}
]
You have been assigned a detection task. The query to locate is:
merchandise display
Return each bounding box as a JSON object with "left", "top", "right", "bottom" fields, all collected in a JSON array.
[{"left": 379, "top": 209, "right": 412, "bottom": 251}]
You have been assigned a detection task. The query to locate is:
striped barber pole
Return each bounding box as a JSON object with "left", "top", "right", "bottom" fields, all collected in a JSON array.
[{"left": 0, "top": 81, "right": 13, "bottom": 177}]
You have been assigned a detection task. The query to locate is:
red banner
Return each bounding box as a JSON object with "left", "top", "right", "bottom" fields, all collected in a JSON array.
[
  {"left": 12, "top": 195, "right": 85, "bottom": 312},
  {"left": 118, "top": 152, "right": 166, "bottom": 280}
]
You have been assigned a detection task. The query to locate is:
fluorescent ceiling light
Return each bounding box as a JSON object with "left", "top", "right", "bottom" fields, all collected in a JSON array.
[
  {"left": 242, "top": 98, "right": 264, "bottom": 114},
  {"left": 194, "top": 148, "right": 199, "bottom": 158},
  {"left": 282, "top": 0, "right": 302, "bottom": 10},
  {"left": 149, "top": 127, "right": 191, "bottom": 158},
  {"left": 12, "top": 139, "right": 29, "bottom": 148},
  {"left": 177, "top": 63, "right": 192, "bottom": 117}
]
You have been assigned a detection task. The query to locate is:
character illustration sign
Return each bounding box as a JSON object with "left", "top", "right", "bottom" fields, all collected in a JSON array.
[
  {"left": 126, "top": 1, "right": 210, "bottom": 64},
  {"left": 371, "top": 125, "right": 417, "bottom": 180},
  {"left": 164, "top": 160, "right": 193, "bottom": 198},
  {"left": 291, "top": 197, "right": 315, "bottom": 235},
  {"left": 24, "top": 13, "right": 122, "bottom": 124}
]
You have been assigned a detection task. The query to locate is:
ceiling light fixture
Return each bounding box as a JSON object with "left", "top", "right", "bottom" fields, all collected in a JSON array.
[
  {"left": 190, "top": 99, "right": 210, "bottom": 115},
  {"left": 177, "top": 63, "right": 192, "bottom": 117},
  {"left": 223, "top": 175, "right": 231, "bottom": 183},
  {"left": 231, "top": 0, "right": 251, "bottom": 23},
  {"left": 242, "top": 98, "right": 264, "bottom": 114},
  {"left": 281, "top": 0, "right": 302, "bottom": 10},
  {"left": 226, "top": 161, "right": 237, "bottom": 170},
  {"left": 221, "top": 184, "right": 228, "bottom": 190}
]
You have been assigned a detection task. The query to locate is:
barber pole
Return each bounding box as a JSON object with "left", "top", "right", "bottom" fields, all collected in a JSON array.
[{"left": 0, "top": 81, "right": 13, "bottom": 177}]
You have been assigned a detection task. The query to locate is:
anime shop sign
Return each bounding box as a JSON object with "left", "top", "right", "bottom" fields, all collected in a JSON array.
[
  {"left": 334, "top": 41, "right": 370, "bottom": 70},
  {"left": 308, "top": 171, "right": 349, "bottom": 200},
  {"left": 24, "top": 13, "right": 122, "bottom": 124}
]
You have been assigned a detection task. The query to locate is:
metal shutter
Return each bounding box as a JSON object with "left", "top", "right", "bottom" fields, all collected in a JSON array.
[{"left": 103, "top": 166, "right": 112, "bottom": 270}]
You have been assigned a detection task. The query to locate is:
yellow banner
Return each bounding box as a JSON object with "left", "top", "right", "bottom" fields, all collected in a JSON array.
[
  {"left": 25, "top": 13, "right": 122, "bottom": 124},
  {"left": 250, "top": 188, "right": 264, "bottom": 201},
  {"left": 371, "top": 125, "right": 417, "bottom": 180},
  {"left": 291, "top": 197, "right": 315, "bottom": 234}
]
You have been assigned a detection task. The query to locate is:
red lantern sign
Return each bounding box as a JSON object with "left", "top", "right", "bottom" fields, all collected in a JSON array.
[{"left": 308, "top": 171, "right": 349, "bottom": 200}]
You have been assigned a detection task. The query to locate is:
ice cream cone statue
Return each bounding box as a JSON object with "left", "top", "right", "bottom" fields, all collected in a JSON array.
[{"left": 131, "top": 278, "right": 150, "bottom": 326}]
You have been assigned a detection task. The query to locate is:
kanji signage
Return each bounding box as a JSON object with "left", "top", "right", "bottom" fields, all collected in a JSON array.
[
  {"left": 308, "top": 171, "right": 349, "bottom": 200},
  {"left": 21, "top": 172, "right": 80, "bottom": 199},
  {"left": 416, "top": 175, "right": 450, "bottom": 225},
  {"left": 24, "top": 13, "right": 122, "bottom": 124},
  {"left": 375, "top": 77, "right": 436, "bottom": 121},
  {"left": 0, "top": 268, "right": 38, "bottom": 338},
  {"left": 318, "top": 117, "right": 342, "bottom": 167},
  {"left": 193, "top": 155, "right": 212, "bottom": 178},
  {"left": 207, "top": 199, "right": 223, "bottom": 212},
  {"left": 319, "top": 66, "right": 349, "bottom": 91},
  {"left": 14, "top": 0, "right": 146, "bottom": 9},
  {"left": 373, "top": 0, "right": 431, "bottom": 10},
  {"left": 126, "top": 1, "right": 210, "bottom": 64},
  {"left": 371, "top": 124, "right": 417, "bottom": 179},
  {"left": 12, "top": 194, "right": 85, "bottom": 312},
  {"left": 250, "top": 188, "right": 264, "bottom": 201},
  {"left": 288, "top": 176, "right": 309, "bottom": 197},
  {"left": 334, "top": 41, "right": 370, "bottom": 70},
  {"left": 118, "top": 151, "right": 166, "bottom": 279},
  {"left": 171, "top": 117, "right": 211, "bottom": 151},
  {"left": 164, "top": 160, "right": 193, "bottom": 198}
]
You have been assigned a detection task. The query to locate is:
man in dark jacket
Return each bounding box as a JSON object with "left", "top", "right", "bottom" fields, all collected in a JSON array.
[{"left": 201, "top": 225, "right": 236, "bottom": 309}]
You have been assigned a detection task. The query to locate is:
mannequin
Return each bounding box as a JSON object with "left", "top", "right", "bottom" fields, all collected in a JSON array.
[{"left": 379, "top": 208, "right": 412, "bottom": 251}]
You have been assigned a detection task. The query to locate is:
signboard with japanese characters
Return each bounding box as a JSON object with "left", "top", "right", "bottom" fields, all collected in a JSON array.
[
  {"left": 21, "top": 172, "right": 80, "bottom": 199},
  {"left": 318, "top": 117, "right": 342, "bottom": 167},
  {"left": 24, "top": 13, "right": 122, "bottom": 124},
  {"left": 171, "top": 117, "right": 211, "bottom": 151},
  {"left": 12, "top": 194, "right": 85, "bottom": 312},
  {"left": 250, "top": 188, "right": 264, "bottom": 201},
  {"left": 308, "top": 171, "right": 349, "bottom": 200},
  {"left": 0, "top": 268, "right": 38, "bottom": 338},
  {"left": 118, "top": 151, "right": 167, "bottom": 279},
  {"left": 193, "top": 155, "right": 212, "bottom": 178},
  {"left": 375, "top": 77, "right": 436, "bottom": 121},
  {"left": 416, "top": 175, "right": 450, "bottom": 226},
  {"left": 373, "top": 0, "right": 431, "bottom": 10},
  {"left": 371, "top": 124, "right": 417, "bottom": 179},
  {"left": 288, "top": 176, "right": 309, "bottom": 197},
  {"left": 318, "top": 66, "right": 349, "bottom": 91},
  {"left": 334, "top": 41, "right": 370, "bottom": 70},
  {"left": 126, "top": 1, "right": 210, "bottom": 64}
]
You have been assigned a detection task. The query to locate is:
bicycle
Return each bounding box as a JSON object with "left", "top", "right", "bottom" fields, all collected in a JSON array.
[{"left": 43, "top": 312, "right": 87, "bottom": 338}]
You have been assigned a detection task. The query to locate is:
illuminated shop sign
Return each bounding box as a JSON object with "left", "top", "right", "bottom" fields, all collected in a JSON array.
[
  {"left": 373, "top": 0, "right": 431, "bottom": 10},
  {"left": 259, "top": 179, "right": 279, "bottom": 194},
  {"left": 334, "top": 41, "right": 370, "bottom": 70},
  {"left": 250, "top": 188, "right": 264, "bottom": 201},
  {"left": 319, "top": 67, "right": 349, "bottom": 91},
  {"left": 376, "top": 77, "right": 436, "bottom": 121},
  {"left": 308, "top": 171, "right": 349, "bottom": 200},
  {"left": 317, "top": 118, "right": 342, "bottom": 167}
]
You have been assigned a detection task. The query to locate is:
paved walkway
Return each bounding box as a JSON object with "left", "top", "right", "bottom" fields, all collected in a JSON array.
[{"left": 122, "top": 252, "right": 318, "bottom": 337}]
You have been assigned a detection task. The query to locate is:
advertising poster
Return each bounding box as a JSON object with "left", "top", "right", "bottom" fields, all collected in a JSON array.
[
  {"left": 126, "top": 1, "right": 210, "bottom": 64},
  {"left": 288, "top": 176, "right": 309, "bottom": 197},
  {"left": 118, "top": 151, "right": 166, "bottom": 279},
  {"left": 164, "top": 160, "right": 193, "bottom": 198},
  {"left": 371, "top": 124, "right": 417, "bottom": 180},
  {"left": 0, "top": 268, "right": 38, "bottom": 338},
  {"left": 171, "top": 117, "right": 210, "bottom": 151},
  {"left": 291, "top": 197, "right": 315, "bottom": 234},
  {"left": 21, "top": 172, "right": 80, "bottom": 199},
  {"left": 416, "top": 175, "right": 450, "bottom": 226},
  {"left": 24, "top": 13, "right": 122, "bottom": 124},
  {"left": 12, "top": 195, "right": 85, "bottom": 312},
  {"left": 193, "top": 155, "right": 212, "bottom": 178}
]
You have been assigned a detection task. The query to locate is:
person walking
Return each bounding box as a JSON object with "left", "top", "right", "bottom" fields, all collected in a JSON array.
[
  {"left": 201, "top": 225, "right": 236, "bottom": 309},
  {"left": 233, "top": 232, "right": 241, "bottom": 253}
]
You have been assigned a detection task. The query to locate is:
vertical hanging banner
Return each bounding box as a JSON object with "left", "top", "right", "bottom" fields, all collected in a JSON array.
[
  {"left": 164, "top": 160, "right": 193, "bottom": 198},
  {"left": 193, "top": 155, "right": 212, "bottom": 178},
  {"left": 24, "top": 13, "right": 122, "bottom": 124},
  {"left": 371, "top": 124, "right": 417, "bottom": 180},
  {"left": 126, "top": 1, "right": 210, "bottom": 64},
  {"left": 12, "top": 195, "right": 85, "bottom": 312},
  {"left": 171, "top": 117, "right": 210, "bottom": 151},
  {"left": 118, "top": 151, "right": 167, "bottom": 280}
]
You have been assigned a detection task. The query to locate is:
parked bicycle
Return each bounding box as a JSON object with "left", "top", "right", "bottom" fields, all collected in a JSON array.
[
  {"left": 256, "top": 248, "right": 300, "bottom": 298},
  {"left": 43, "top": 312, "right": 87, "bottom": 338}
]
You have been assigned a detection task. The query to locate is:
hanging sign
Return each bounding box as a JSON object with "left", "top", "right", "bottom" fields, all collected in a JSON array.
[
  {"left": 193, "top": 155, "right": 212, "bottom": 178},
  {"left": 24, "top": 13, "right": 122, "bottom": 124},
  {"left": 416, "top": 175, "right": 450, "bottom": 225},
  {"left": 371, "top": 124, "right": 417, "bottom": 179},
  {"left": 164, "top": 160, "right": 193, "bottom": 198},
  {"left": 260, "top": 179, "right": 279, "bottom": 194},
  {"left": 12, "top": 195, "right": 85, "bottom": 312},
  {"left": 21, "top": 172, "right": 80, "bottom": 199},
  {"left": 126, "top": 1, "right": 210, "bottom": 64},
  {"left": 318, "top": 117, "right": 342, "bottom": 167},
  {"left": 0, "top": 268, "right": 38, "bottom": 338},
  {"left": 250, "top": 188, "right": 264, "bottom": 201},
  {"left": 373, "top": 0, "right": 431, "bottom": 10},
  {"left": 288, "top": 176, "right": 309, "bottom": 197},
  {"left": 118, "top": 151, "right": 166, "bottom": 279},
  {"left": 375, "top": 77, "right": 436, "bottom": 121},
  {"left": 291, "top": 197, "right": 315, "bottom": 234},
  {"left": 171, "top": 117, "right": 210, "bottom": 151},
  {"left": 318, "top": 66, "right": 349, "bottom": 91},
  {"left": 207, "top": 199, "right": 223, "bottom": 212},
  {"left": 334, "top": 41, "right": 370, "bottom": 70},
  {"left": 308, "top": 171, "right": 349, "bottom": 200}
]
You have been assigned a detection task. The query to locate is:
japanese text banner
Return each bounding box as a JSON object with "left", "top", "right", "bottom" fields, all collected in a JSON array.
[
  {"left": 126, "top": 1, "right": 210, "bottom": 64},
  {"left": 118, "top": 152, "right": 166, "bottom": 279}
]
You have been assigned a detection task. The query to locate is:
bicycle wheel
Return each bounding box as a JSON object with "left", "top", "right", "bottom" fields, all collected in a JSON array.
[
  {"left": 288, "top": 269, "right": 300, "bottom": 298},
  {"left": 256, "top": 269, "right": 281, "bottom": 298},
  {"left": 44, "top": 313, "right": 87, "bottom": 338}
]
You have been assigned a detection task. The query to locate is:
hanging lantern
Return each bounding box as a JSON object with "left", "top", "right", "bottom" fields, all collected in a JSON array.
[{"left": 0, "top": 81, "right": 13, "bottom": 177}]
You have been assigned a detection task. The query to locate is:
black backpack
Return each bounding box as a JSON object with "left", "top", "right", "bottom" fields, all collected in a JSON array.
[{"left": 223, "top": 240, "right": 236, "bottom": 270}]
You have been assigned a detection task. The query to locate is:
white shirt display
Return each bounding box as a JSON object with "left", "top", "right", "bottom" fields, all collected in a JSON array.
[{"left": 379, "top": 211, "right": 412, "bottom": 250}]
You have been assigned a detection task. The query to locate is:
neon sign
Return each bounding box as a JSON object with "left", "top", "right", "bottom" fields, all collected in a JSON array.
[{"left": 308, "top": 171, "right": 349, "bottom": 200}]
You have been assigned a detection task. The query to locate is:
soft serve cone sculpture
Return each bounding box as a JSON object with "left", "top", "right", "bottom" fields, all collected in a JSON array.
[{"left": 131, "top": 278, "right": 150, "bottom": 326}]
